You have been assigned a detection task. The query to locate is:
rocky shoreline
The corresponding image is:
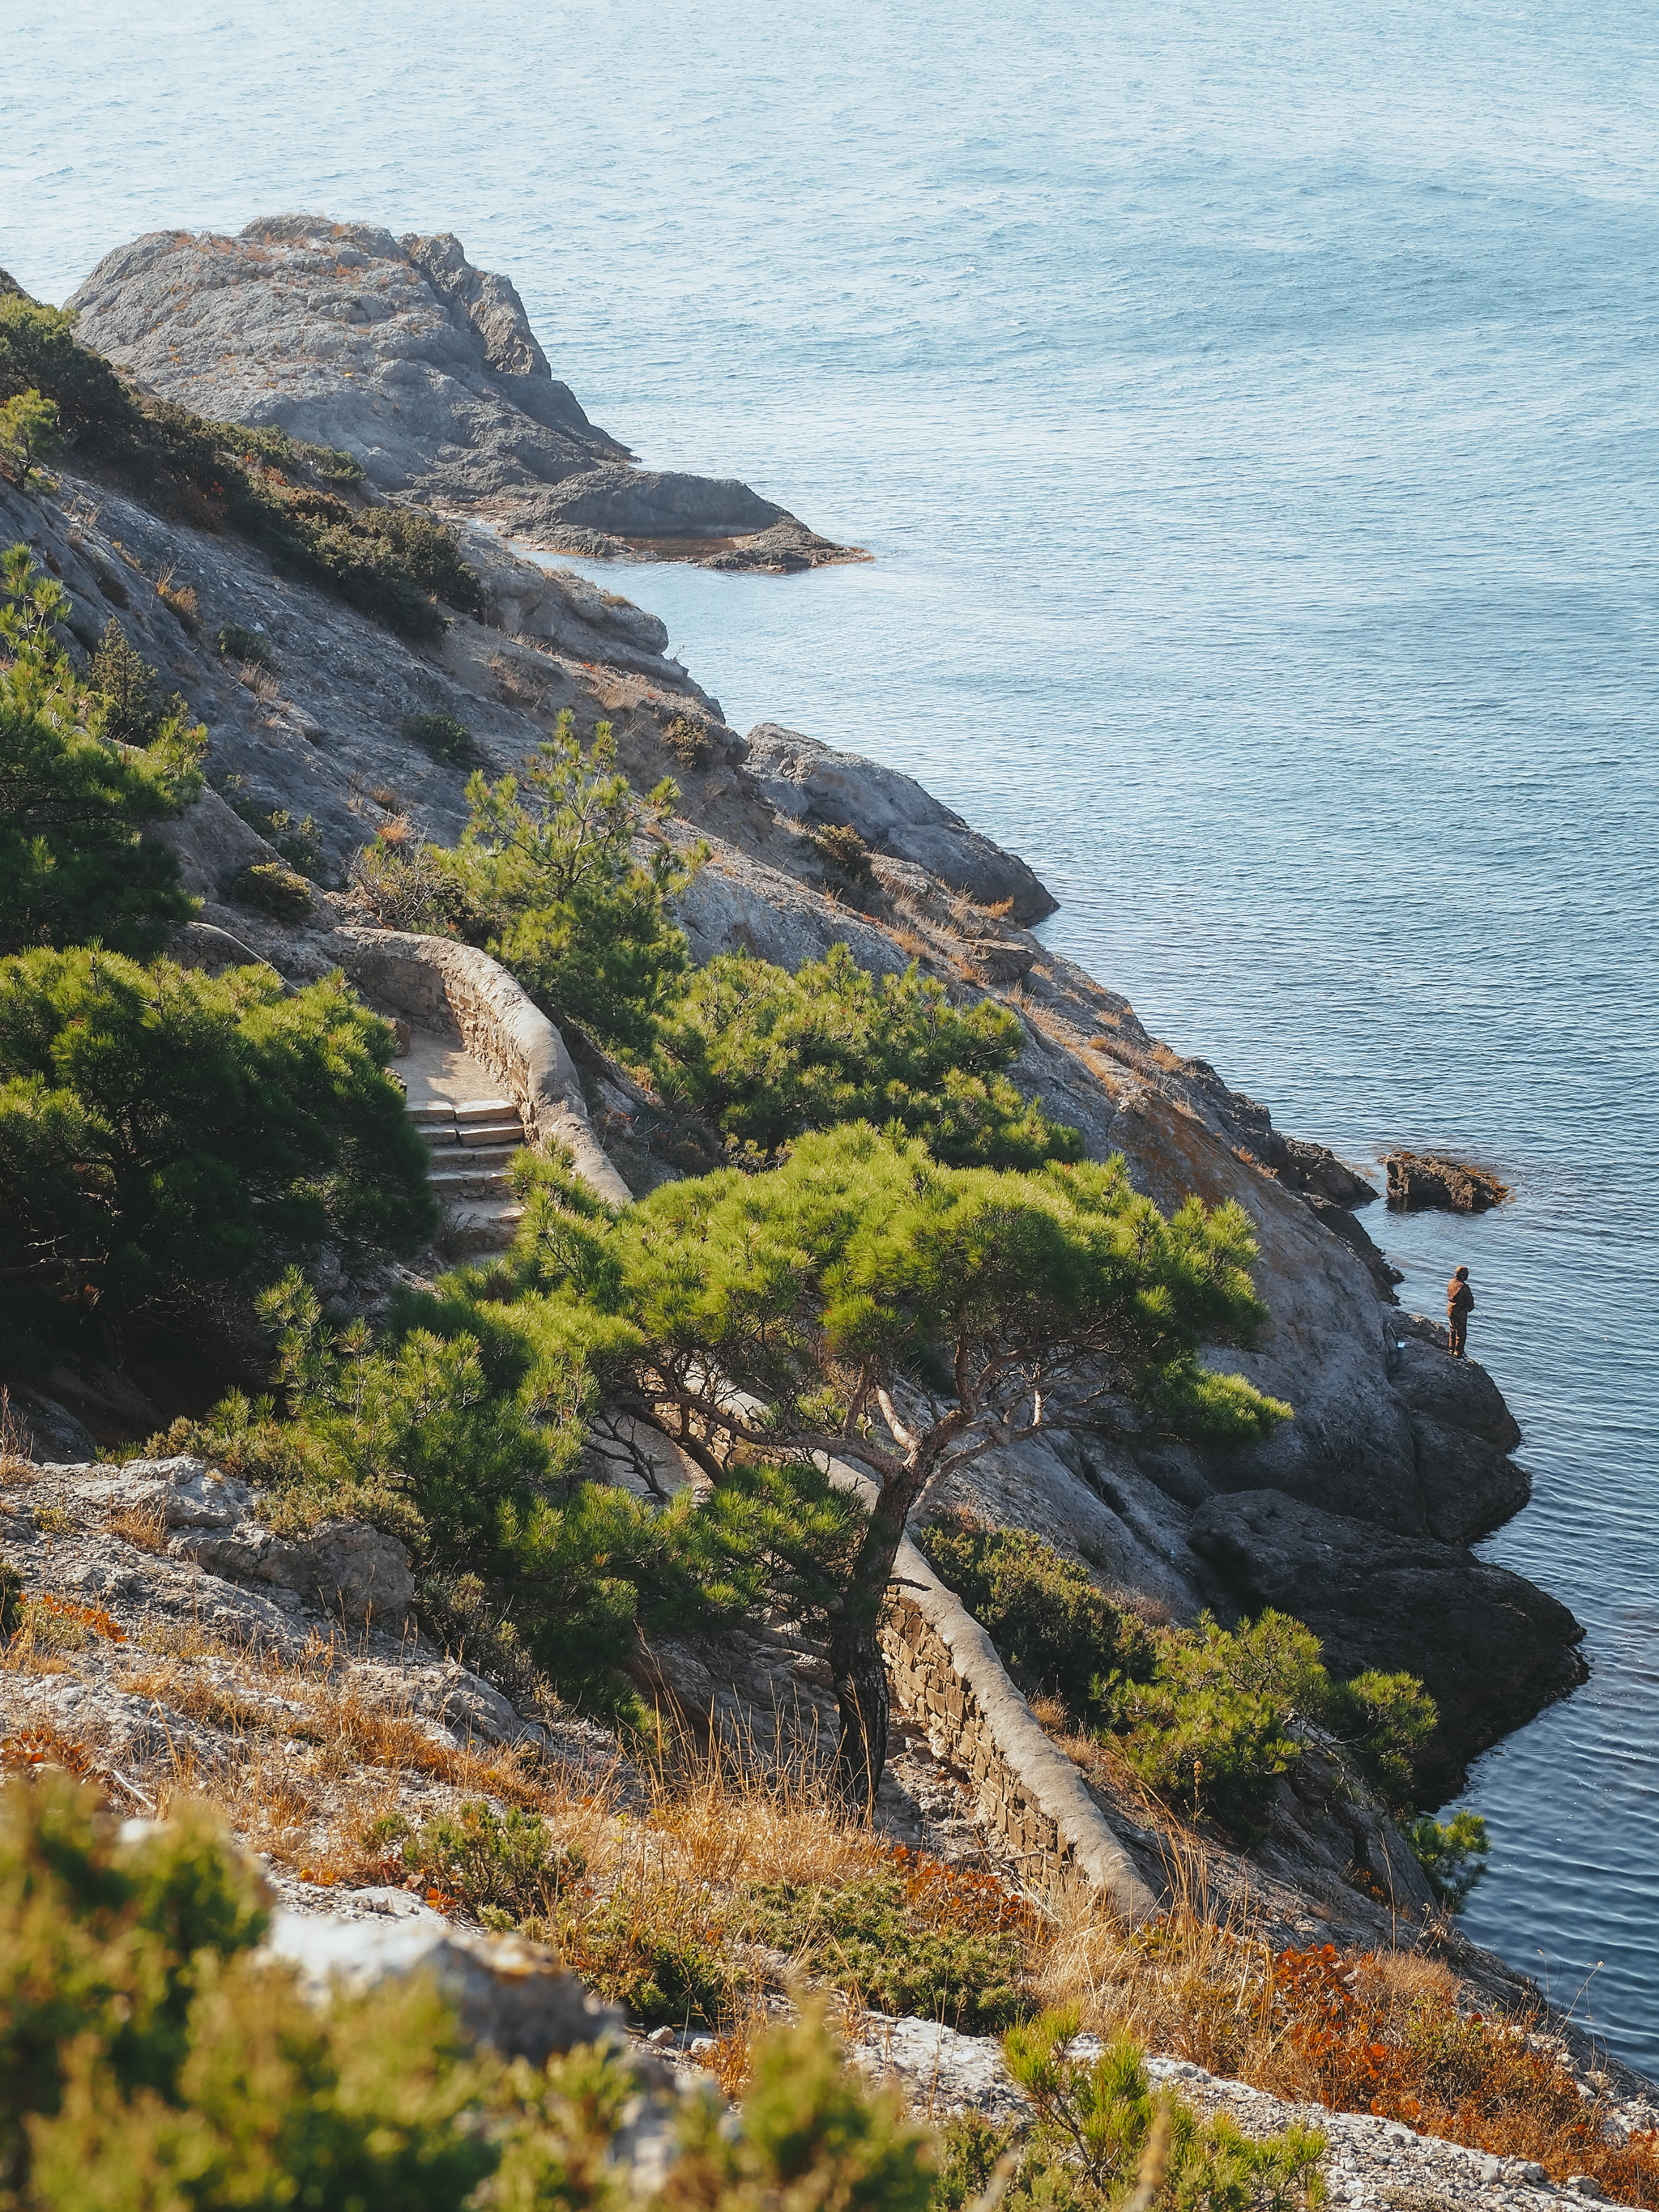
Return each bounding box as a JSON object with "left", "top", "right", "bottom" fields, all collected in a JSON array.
[{"left": 0, "top": 217, "right": 1613, "bottom": 2133}]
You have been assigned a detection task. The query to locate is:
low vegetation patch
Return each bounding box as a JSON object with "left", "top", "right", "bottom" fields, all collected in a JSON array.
[
  {"left": 917, "top": 1515, "right": 1439, "bottom": 1842},
  {"left": 748, "top": 1849, "right": 1036, "bottom": 2032},
  {"left": 2, "top": 552, "right": 201, "bottom": 960},
  {"left": 0, "top": 293, "right": 486, "bottom": 638},
  {"left": 215, "top": 620, "right": 277, "bottom": 670},
  {"left": 403, "top": 709, "right": 478, "bottom": 765},
  {"left": 0, "top": 954, "right": 433, "bottom": 1353}
]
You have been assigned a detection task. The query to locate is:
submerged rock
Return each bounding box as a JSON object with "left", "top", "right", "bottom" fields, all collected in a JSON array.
[{"left": 1385, "top": 1151, "right": 1510, "bottom": 1213}]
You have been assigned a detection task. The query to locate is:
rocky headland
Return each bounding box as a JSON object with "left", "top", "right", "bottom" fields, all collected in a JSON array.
[
  {"left": 0, "top": 223, "right": 1625, "bottom": 2191},
  {"left": 67, "top": 219, "right": 866, "bottom": 572}
]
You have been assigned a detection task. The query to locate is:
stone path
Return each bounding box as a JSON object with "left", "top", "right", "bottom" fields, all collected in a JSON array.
[{"left": 398, "top": 1026, "right": 526, "bottom": 1251}]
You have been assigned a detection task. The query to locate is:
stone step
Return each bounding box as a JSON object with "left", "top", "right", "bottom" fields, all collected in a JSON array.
[
  {"left": 457, "top": 1124, "right": 522, "bottom": 1149},
  {"left": 454, "top": 1097, "right": 516, "bottom": 1123},
  {"left": 430, "top": 1164, "right": 518, "bottom": 1200},
  {"left": 445, "top": 1197, "right": 527, "bottom": 1254}
]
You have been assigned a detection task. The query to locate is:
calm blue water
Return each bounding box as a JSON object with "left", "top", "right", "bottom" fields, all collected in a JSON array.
[{"left": 6, "top": 0, "right": 1657, "bottom": 2070}]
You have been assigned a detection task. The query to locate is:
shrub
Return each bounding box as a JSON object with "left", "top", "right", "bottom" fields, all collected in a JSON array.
[
  {"left": 1000, "top": 2008, "right": 1327, "bottom": 2212},
  {"left": 1269, "top": 1945, "right": 1659, "bottom": 2197},
  {"left": 398, "top": 1801, "right": 579, "bottom": 1925},
  {"left": 1405, "top": 1811, "right": 1491, "bottom": 1911},
  {"left": 449, "top": 710, "right": 706, "bottom": 1052},
  {"left": 670, "top": 2002, "right": 936, "bottom": 2212},
  {"left": 652, "top": 944, "right": 1083, "bottom": 1166},
  {"left": 231, "top": 857, "right": 313, "bottom": 918},
  {"left": 349, "top": 834, "right": 474, "bottom": 934},
  {"left": 918, "top": 1518, "right": 1439, "bottom": 1838},
  {"left": 915, "top": 1515, "right": 1155, "bottom": 1723},
  {"left": 1, "top": 1775, "right": 504, "bottom": 2211},
  {"left": 810, "top": 820, "right": 873, "bottom": 880},
  {"left": 0, "top": 1556, "right": 23, "bottom": 1639},
  {"left": 0, "top": 389, "right": 62, "bottom": 485},
  {"left": 558, "top": 1884, "right": 736, "bottom": 2026},
  {"left": 663, "top": 712, "right": 711, "bottom": 769},
  {"left": 220, "top": 785, "right": 326, "bottom": 881},
  {"left": 748, "top": 1854, "right": 1034, "bottom": 2032},
  {"left": 0, "top": 955, "right": 435, "bottom": 1328},
  {"left": 2, "top": 1777, "right": 944, "bottom": 2212},
  {"left": 215, "top": 620, "right": 277, "bottom": 670},
  {"left": 88, "top": 617, "right": 192, "bottom": 749},
  {"left": 403, "top": 708, "right": 476, "bottom": 765},
  {"left": 1, "top": 552, "right": 201, "bottom": 958},
  {"left": 0, "top": 296, "right": 486, "bottom": 640}
]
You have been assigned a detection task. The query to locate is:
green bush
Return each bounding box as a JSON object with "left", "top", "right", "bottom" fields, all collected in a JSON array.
[
  {"left": 2, "top": 1778, "right": 938, "bottom": 2212},
  {"left": 395, "top": 1801, "right": 580, "bottom": 1926},
  {"left": 446, "top": 710, "right": 706, "bottom": 1052},
  {"left": 558, "top": 1891, "right": 736, "bottom": 2027},
  {"left": 0, "top": 1555, "right": 23, "bottom": 1639},
  {"left": 349, "top": 833, "right": 475, "bottom": 933},
  {"left": 915, "top": 1515, "right": 1155, "bottom": 1724},
  {"left": 0, "top": 296, "right": 485, "bottom": 640},
  {"left": 0, "top": 388, "right": 62, "bottom": 485},
  {"left": 918, "top": 1518, "right": 1438, "bottom": 1838},
  {"left": 88, "top": 617, "right": 194, "bottom": 751},
  {"left": 0, "top": 954, "right": 435, "bottom": 1329},
  {"left": 1, "top": 552, "right": 201, "bottom": 958},
  {"left": 215, "top": 620, "right": 277, "bottom": 670},
  {"left": 231, "top": 857, "right": 313, "bottom": 918},
  {"left": 222, "top": 795, "right": 326, "bottom": 881},
  {"left": 810, "top": 820, "right": 873, "bottom": 880},
  {"left": 653, "top": 944, "right": 1083, "bottom": 1167},
  {"left": 663, "top": 712, "right": 711, "bottom": 769},
  {"left": 403, "top": 709, "right": 476, "bottom": 765},
  {"left": 996, "top": 2008, "right": 1327, "bottom": 2212},
  {"left": 673, "top": 2003, "right": 936, "bottom": 2212},
  {"left": 748, "top": 1870, "right": 1030, "bottom": 2032},
  {"left": 1405, "top": 1810, "right": 1491, "bottom": 1912}
]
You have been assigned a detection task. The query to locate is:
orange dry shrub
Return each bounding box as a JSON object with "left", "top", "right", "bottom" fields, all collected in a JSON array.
[
  {"left": 1269, "top": 1946, "right": 1659, "bottom": 2206},
  {"left": 40, "top": 1594, "right": 125, "bottom": 1642},
  {"left": 883, "top": 1843, "right": 1041, "bottom": 1944}
]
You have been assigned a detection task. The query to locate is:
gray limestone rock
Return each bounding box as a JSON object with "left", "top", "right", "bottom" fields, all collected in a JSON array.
[
  {"left": 66, "top": 219, "right": 861, "bottom": 571},
  {"left": 263, "top": 1907, "right": 625, "bottom": 2063},
  {"left": 742, "top": 722, "right": 1058, "bottom": 923},
  {"left": 1188, "top": 1489, "right": 1587, "bottom": 1797}
]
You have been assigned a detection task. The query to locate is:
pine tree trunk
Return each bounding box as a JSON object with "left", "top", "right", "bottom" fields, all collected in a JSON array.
[{"left": 826, "top": 1478, "right": 917, "bottom": 1810}]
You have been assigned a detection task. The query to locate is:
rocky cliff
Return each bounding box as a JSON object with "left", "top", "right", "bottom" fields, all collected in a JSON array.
[
  {"left": 67, "top": 219, "right": 864, "bottom": 571},
  {"left": 10, "top": 224, "right": 1587, "bottom": 1813}
]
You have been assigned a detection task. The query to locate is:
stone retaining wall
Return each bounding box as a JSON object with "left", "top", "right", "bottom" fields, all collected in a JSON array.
[
  {"left": 881, "top": 1535, "right": 1156, "bottom": 1921},
  {"left": 820, "top": 1456, "right": 1157, "bottom": 1922},
  {"left": 325, "top": 926, "right": 631, "bottom": 1208}
]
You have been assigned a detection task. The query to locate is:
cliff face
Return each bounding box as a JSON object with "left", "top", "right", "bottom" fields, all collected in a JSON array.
[
  {"left": 66, "top": 219, "right": 863, "bottom": 572},
  {"left": 11, "top": 226, "right": 1587, "bottom": 1796}
]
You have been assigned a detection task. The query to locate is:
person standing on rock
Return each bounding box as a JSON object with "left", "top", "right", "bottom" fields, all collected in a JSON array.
[{"left": 1447, "top": 1265, "right": 1474, "bottom": 1357}]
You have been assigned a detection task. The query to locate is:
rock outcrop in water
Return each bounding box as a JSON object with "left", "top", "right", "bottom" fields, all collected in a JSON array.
[
  {"left": 66, "top": 219, "right": 865, "bottom": 573},
  {"left": 1386, "top": 1149, "right": 1511, "bottom": 1213}
]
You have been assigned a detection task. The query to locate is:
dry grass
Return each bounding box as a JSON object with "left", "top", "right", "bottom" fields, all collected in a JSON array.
[
  {"left": 1032, "top": 1836, "right": 1659, "bottom": 2205},
  {"left": 156, "top": 566, "right": 200, "bottom": 628},
  {"left": 106, "top": 1499, "right": 168, "bottom": 1554},
  {"left": 0, "top": 1390, "right": 34, "bottom": 1482}
]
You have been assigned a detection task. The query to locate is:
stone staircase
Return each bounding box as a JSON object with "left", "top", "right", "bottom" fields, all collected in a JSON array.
[{"left": 408, "top": 1094, "right": 527, "bottom": 1251}]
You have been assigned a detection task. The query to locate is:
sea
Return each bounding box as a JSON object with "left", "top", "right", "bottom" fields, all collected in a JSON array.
[{"left": 5, "top": 0, "right": 1657, "bottom": 2070}]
